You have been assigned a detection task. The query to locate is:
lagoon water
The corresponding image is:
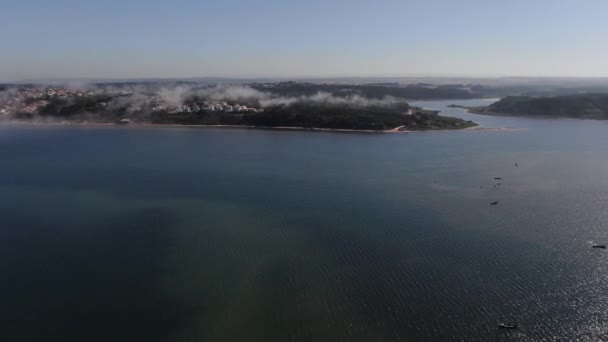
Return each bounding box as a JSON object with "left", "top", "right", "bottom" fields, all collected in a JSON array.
[{"left": 2, "top": 99, "right": 608, "bottom": 341}]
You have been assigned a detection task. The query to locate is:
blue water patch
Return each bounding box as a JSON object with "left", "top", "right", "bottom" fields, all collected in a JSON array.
[{"left": 2, "top": 101, "right": 608, "bottom": 341}]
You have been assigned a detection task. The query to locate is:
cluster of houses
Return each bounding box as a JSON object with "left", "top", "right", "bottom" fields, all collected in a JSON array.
[
  {"left": 0, "top": 86, "right": 266, "bottom": 117},
  {"left": 0, "top": 100, "right": 50, "bottom": 116},
  {"left": 153, "top": 101, "right": 264, "bottom": 114},
  {"left": 0, "top": 87, "right": 103, "bottom": 116},
  {"left": 13, "top": 87, "right": 97, "bottom": 99},
  {"left": 21, "top": 100, "right": 50, "bottom": 114}
]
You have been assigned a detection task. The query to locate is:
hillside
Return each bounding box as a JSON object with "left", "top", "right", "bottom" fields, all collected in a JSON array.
[
  {"left": 151, "top": 103, "right": 477, "bottom": 131},
  {"left": 252, "top": 82, "right": 478, "bottom": 100},
  {"left": 480, "top": 94, "right": 608, "bottom": 119}
]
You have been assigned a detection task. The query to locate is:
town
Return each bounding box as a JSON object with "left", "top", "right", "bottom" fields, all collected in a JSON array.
[
  {"left": 152, "top": 101, "right": 263, "bottom": 114},
  {"left": 0, "top": 86, "right": 264, "bottom": 118}
]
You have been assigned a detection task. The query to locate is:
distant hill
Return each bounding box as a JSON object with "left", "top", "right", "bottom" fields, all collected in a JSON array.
[
  {"left": 479, "top": 94, "right": 608, "bottom": 119},
  {"left": 252, "top": 83, "right": 477, "bottom": 100}
]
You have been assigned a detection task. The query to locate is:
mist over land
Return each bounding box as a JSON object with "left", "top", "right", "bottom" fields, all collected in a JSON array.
[
  {"left": 5, "top": 77, "right": 608, "bottom": 129},
  {"left": 0, "top": 81, "right": 485, "bottom": 131}
]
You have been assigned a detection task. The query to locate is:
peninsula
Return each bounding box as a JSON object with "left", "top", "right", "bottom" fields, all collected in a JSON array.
[
  {"left": 0, "top": 83, "right": 477, "bottom": 131},
  {"left": 457, "top": 93, "right": 608, "bottom": 120}
]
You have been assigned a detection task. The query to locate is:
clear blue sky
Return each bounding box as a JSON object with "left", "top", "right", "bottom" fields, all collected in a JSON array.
[{"left": 1, "top": 0, "right": 608, "bottom": 81}]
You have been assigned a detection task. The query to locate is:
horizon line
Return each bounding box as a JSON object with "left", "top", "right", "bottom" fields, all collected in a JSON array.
[{"left": 5, "top": 74, "right": 608, "bottom": 85}]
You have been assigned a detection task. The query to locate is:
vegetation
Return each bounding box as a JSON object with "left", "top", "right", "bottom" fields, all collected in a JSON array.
[
  {"left": 252, "top": 82, "right": 477, "bottom": 100},
  {"left": 243, "top": 103, "right": 411, "bottom": 130},
  {"left": 151, "top": 102, "right": 476, "bottom": 131},
  {"left": 475, "top": 94, "right": 608, "bottom": 119},
  {"left": 26, "top": 94, "right": 477, "bottom": 131},
  {"left": 38, "top": 96, "right": 113, "bottom": 117}
]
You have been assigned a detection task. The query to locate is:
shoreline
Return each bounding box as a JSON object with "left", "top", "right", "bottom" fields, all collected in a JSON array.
[
  {"left": 465, "top": 126, "right": 527, "bottom": 131},
  {"left": 0, "top": 121, "right": 492, "bottom": 134},
  {"left": 0, "top": 121, "right": 411, "bottom": 133},
  {"left": 463, "top": 107, "right": 608, "bottom": 122}
]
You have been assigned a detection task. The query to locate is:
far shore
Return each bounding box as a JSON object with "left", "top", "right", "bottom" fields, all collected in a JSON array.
[
  {"left": 0, "top": 121, "right": 410, "bottom": 133},
  {"left": 0, "top": 120, "right": 527, "bottom": 133},
  {"left": 462, "top": 106, "right": 606, "bottom": 121}
]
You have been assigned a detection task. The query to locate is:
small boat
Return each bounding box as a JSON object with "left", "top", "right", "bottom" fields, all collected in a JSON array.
[
  {"left": 491, "top": 201, "right": 499, "bottom": 205},
  {"left": 515, "top": 163, "right": 519, "bottom": 167},
  {"left": 494, "top": 177, "right": 502, "bottom": 180},
  {"left": 499, "top": 323, "right": 518, "bottom": 329},
  {"left": 593, "top": 245, "right": 606, "bottom": 249}
]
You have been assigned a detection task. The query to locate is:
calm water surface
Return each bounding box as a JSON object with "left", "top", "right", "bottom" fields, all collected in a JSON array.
[{"left": 2, "top": 99, "right": 608, "bottom": 341}]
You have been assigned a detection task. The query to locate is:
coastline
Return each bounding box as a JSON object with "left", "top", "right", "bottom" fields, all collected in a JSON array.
[
  {"left": 0, "top": 121, "right": 409, "bottom": 133},
  {"left": 465, "top": 126, "right": 527, "bottom": 131},
  {"left": 0, "top": 121, "right": 493, "bottom": 134},
  {"left": 466, "top": 108, "right": 608, "bottom": 121},
  {"left": 462, "top": 106, "right": 608, "bottom": 121},
  {"left": 465, "top": 108, "right": 517, "bottom": 117}
]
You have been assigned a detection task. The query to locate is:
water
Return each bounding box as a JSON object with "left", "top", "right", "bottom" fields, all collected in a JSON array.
[{"left": 2, "top": 99, "right": 608, "bottom": 341}]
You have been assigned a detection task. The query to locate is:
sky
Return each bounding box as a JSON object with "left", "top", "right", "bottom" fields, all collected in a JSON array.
[{"left": 1, "top": 0, "right": 608, "bottom": 81}]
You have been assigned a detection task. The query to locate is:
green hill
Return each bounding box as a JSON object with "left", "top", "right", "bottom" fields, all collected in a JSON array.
[
  {"left": 482, "top": 94, "right": 608, "bottom": 119},
  {"left": 152, "top": 103, "right": 477, "bottom": 131}
]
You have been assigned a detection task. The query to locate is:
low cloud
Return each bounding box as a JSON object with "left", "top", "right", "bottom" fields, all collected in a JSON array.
[
  {"left": 196, "top": 85, "right": 405, "bottom": 108},
  {"left": 100, "top": 84, "right": 406, "bottom": 109},
  {"left": 1, "top": 83, "right": 408, "bottom": 123}
]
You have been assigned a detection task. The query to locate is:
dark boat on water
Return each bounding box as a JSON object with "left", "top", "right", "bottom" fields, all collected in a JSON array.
[
  {"left": 494, "top": 177, "right": 502, "bottom": 180},
  {"left": 499, "top": 323, "right": 518, "bottom": 329},
  {"left": 593, "top": 244, "right": 606, "bottom": 249},
  {"left": 491, "top": 201, "right": 499, "bottom": 205}
]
